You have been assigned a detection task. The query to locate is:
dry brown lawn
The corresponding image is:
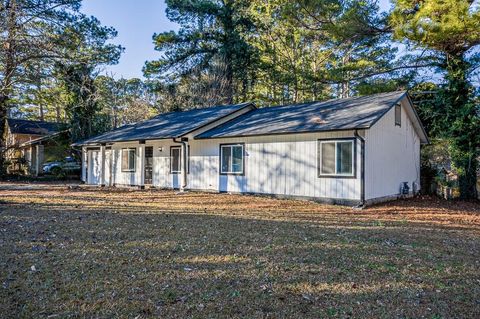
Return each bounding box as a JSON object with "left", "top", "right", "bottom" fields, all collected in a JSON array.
[{"left": 0, "top": 183, "right": 479, "bottom": 318}]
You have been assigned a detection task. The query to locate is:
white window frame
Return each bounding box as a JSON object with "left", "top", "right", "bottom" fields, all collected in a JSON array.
[
  {"left": 121, "top": 148, "right": 136, "bottom": 172},
  {"left": 318, "top": 139, "right": 355, "bottom": 177},
  {"left": 220, "top": 144, "right": 244, "bottom": 175},
  {"left": 395, "top": 104, "right": 401, "bottom": 127},
  {"left": 170, "top": 146, "right": 181, "bottom": 174}
]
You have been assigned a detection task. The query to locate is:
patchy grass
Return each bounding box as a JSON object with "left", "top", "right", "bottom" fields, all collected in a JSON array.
[{"left": 0, "top": 184, "right": 479, "bottom": 318}]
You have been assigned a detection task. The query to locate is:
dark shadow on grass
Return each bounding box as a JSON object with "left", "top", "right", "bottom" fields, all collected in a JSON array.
[{"left": 1, "top": 201, "right": 479, "bottom": 318}]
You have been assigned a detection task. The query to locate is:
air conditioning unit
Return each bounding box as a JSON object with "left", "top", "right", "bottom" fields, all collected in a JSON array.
[{"left": 400, "top": 182, "right": 410, "bottom": 195}]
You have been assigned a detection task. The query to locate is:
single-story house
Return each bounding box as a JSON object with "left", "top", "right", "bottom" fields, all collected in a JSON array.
[
  {"left": 4, "top": 118, "right": 63, "bottom": 175},
  {"left": 74, "top": 91, "right": 429, "bottom": 206}
]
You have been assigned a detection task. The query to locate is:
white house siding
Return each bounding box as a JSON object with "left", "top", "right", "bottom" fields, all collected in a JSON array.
[
  {"left": 86, "top": 131, "right": 362, "bottom": 202},
  {"left": 104, "top": 149, "right": 112, "bottom": 186},
  {"left": 84, "top": 109, "right": 422, "bottom": 204},
  {"left": 98, "top": 140, "right": 185, "bottom": 188},
  {"left": 188, "top": 131, "right": 362, "bottom": 202},
  {"left": 364, "top": 98, "right": 421, "bottom": 201},
  {"left": 87, "top": 149, "right": 101, "bottom": 185},
  {"left": 150, "top": 140, "right": 183, "bottom": 189}
]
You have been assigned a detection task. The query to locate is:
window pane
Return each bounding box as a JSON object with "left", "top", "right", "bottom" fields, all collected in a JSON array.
[
  {"left": 395, "top": 104, "right": 401, "bottom": 125},
  {"left": 122, "top": 149, "right": 128, "bottom": 171},
  {"left": 128, "top": 149, "right": 136, "bottom": 171},
  {"left": 321, "top": 142, "right": 335, "bottom": 174},
  {"left": 337, "top": 141, "right": 353, "bottom": 175},
  {"left": 221, "top": 146, "right": 231, "bottom": 173},
  {"left": 231, "top": 146, "right": 243, "bottom": 173},
  {"left": 171, "top": 148, "right": 180, "bottom": 172}
]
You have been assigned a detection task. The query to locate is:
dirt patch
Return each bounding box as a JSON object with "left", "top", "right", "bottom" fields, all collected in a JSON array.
[{"left": 0, "top": 186, "right": 479, "bottom": 318}]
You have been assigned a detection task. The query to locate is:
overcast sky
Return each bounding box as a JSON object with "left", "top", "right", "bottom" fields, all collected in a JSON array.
[{"left": 81, "top": 0, "right": 394, "bottom": 79}]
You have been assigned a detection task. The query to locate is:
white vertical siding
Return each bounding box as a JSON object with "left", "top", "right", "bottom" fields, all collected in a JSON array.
[
  {"left": 365, "top": 98, "right": 421, "bottom": 200},
  {"left": 110, "top": 142, "right": 140, "bottom": 186},
  {"left": 86, "top": 132, "right": 364, "bottom": 201},
  {"left": 87, "top": 149, "right": 101, "bottom": 185},
  {"left": 104, "top": 149, "right": 112, "bottom": 186},
  {"left": 103, "top": 140, "right": 180, "bottom": 188},
  {"left": 189, "top": 139, "right": 219, "bottom": 191},
  {"left": 188, "top": 131, "right": 361, "bottom": 201}
]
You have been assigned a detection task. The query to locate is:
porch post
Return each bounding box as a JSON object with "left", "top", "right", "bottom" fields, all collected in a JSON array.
[
  {"left": 81, "top": 147, "right": 87, "bottom": 183},
  {"left": 139, "top": 140, "right": 145, "bottom": 189},
  {"left": 34, "top": 144, "right": 41, "bottom": 176},
  {"left": 181, "top": 139, "right": 188, "bottom": 191},
  {"left": 27, "top": 146, "right": 33, "bottom": 174},
  {"left": 100, "top": 144, "right": 106, "bottom": 187}
]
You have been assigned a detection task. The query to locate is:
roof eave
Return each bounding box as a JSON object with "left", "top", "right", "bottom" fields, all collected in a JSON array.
[
  {"left": 195, "top": 126, "right": 369, "bottom": 140},
  {"left": 405, "top": 93, "right": 430, "bottom": 144}
]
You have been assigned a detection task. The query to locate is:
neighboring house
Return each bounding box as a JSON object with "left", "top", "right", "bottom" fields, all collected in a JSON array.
[
  {"left": 4, "top": 118, "right": 62, "bottom": 175},
  {"left": 74, "top": 91, "right": 429, "bottom": 206}
]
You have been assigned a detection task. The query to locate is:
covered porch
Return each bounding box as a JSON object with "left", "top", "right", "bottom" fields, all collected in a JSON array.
[{"left": 81, "top": 138, "right": 189, "bottom": 190}]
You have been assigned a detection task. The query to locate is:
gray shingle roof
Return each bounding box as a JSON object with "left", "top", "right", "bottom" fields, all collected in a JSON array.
[
  {"left": 197, "top": 91, "right": 407, "bottom": 139},
  {"left": 7, "top": 118, "right": 62, "bottom": 135},
  {"left": 75, "top": 102, "right": 253, "bottom": 145}
]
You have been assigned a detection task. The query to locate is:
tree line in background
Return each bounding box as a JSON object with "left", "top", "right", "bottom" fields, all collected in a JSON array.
[{"left": 1, "top": 0, "right": 479, "bottom": 198}]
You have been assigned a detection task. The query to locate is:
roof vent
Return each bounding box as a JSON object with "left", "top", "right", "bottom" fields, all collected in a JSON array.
[{"left": 309, "top": 116, "right": 328, "bottom": 124}]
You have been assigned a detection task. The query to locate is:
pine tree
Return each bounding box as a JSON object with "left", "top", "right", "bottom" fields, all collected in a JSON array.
[
  {"left": 55, "top": 16, "right": 122, "bottom": 142},
  {"left": 391, "top": 0, "right": 480, "bottom": 198},
  {"left": 144, "top": 0, "right": 258, "bottom": 105}
]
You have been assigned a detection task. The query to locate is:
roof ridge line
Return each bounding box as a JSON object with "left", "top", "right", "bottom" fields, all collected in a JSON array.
[{"left": 253, "top": 90, "right": 407, "bottom": 111}]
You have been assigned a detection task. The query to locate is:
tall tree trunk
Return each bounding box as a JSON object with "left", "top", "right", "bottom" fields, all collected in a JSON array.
[
  {"left": 112, "top": 105, "right": 118, "bottom": 129},
  {"left": 56, "top": 105, "right": 61, "bottom": 122},
  {"left": 340, "top": 52, "right": 351, "bottom": 98},
  {"left": 39, "top": 104, "right": 44, "bottom": 121},
  {"left": 37, "top": 83, "right": 44, "bottom": 121},
  {"left": 224, "top": 55, "right": 234, "bottom": 104},
  {"left": 222, "top": 0, "right": 235, "bottom": 104},
  {"left": 444, "top": 55, "right": 479, "bottom": 199},
  {"left": 0, "top": 0, "right": 17, "bottom": 176}
]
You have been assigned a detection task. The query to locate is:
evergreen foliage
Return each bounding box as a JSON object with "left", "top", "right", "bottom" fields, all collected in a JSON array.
[
  {"left": 1, "top": 0, "right": 479, "bottom": 198},
  {"left": 391, "top": 0, "right": 480, "bottom": 198}
]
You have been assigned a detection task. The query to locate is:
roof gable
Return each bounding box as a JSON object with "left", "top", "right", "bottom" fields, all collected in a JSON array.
[{"left": 400, "top": 95, "right": 429, "bottom": 144}]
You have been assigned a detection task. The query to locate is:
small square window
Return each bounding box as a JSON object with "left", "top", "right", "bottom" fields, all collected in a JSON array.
[
  {"left": 395, "top": 104, "right": 401, "bottom": 126},
  {"left": 220, "top": 144, "right": 244, "bottom": 175},
  {"left": 318, "top": 140, "right": 354, "bottom": 177}
]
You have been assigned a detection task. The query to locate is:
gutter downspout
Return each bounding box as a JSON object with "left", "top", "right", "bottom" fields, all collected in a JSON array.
[
  {"left": 173, "top": 137, "right": 188, "bottom": 191},
  {"left": 354, "top": 130, "right": 365, "bottom": 207}
]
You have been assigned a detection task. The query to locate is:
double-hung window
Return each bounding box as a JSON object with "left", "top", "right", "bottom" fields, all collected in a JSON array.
[
  {"left": 121, "top": 148, "right": 136, "bottom": 172},
  {"left": 318, "top": 140, "right": 355, "bottom": 177},
  {"left": 220, "top": 144, "right": 244, "bottom": 175}
]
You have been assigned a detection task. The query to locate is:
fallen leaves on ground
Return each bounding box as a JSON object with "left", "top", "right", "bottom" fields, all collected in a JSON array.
[{"left": 0, "top": 184, "right": 479, "bottom": 318}]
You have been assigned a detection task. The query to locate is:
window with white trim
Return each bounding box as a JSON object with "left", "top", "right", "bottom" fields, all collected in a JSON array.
[
  {"left": 121, "top": 148, "right": 136, "bottom": 172},
  {"left": 395, "top": 104, "right": 401, "bottom": 126},
  {"left": 220, "top": 144, "right": 244, "bottom": 174},
  {"left": 170, "top": 146, "right": 181, "bottom": 174},
  {"left": 318, "top": 140, "right": 354, "bottom": 177}
]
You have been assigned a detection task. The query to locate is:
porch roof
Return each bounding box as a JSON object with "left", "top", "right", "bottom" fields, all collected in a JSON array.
[{"left": 74, "top": 102, "right": 253, "bottom": 146}]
